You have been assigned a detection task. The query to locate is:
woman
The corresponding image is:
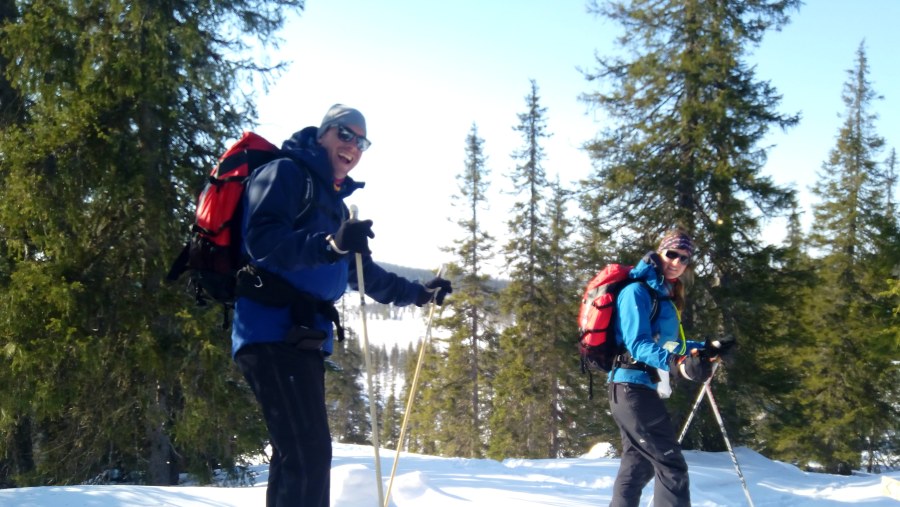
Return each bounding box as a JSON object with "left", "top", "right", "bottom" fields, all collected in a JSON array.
[{"left": 607, "top": 228, "right": 721, "bottom": 507}]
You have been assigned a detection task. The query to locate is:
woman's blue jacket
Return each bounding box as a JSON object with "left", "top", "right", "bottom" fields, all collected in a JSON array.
[
  {"left": 608, "top": 256, "right": 703, "bottom": 388},
  {"left": 231, "top": 126, "right": 425, "bottom": 357}
]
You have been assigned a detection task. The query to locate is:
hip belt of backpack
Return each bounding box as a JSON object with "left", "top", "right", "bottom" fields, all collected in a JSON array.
[{"left": 235, "top": 263, "right": 345, "bottom": 349}]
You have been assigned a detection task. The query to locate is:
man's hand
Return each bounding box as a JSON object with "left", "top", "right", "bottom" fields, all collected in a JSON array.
[
  {"left": 329, "top": 217, "right": 375, "bottom": 256},
  {"left": 416, "top": 277, "right": 453, "bottom": 306}
]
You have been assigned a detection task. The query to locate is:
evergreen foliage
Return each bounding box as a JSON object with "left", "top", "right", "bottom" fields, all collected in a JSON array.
[
  {"left": 489, "top": 81, "right": 563, "bottom": 459},
  {"left": 326, "top": 327, "right": 369, "bottom": 445},
  {"left": 415, "top": 124, "right": 500, "bottom": 458},
  {"left": 782, "top": 43, "right": 900, "bottom": 474},
  {"left": 379, "top": 344, "right": 404, "bottom": 451},
  {"left": 400, "top": 339, "right": 443, "bottom": 456},
  {"left": 578, "top": 0, "right": 806, "bottom": 453},
  {"left": 0, "top": 0, "right": 302, "bottom": 486},
  {"left": 545, "top": 178, "right": 613, "bottom": 456},
  {"left": 0, "top": 0, "right": 897, "bottom": 485}
]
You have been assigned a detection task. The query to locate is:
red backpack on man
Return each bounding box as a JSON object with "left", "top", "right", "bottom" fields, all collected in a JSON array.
[{"left": 167, "top": 132, "right": 313, "bottom": 313}]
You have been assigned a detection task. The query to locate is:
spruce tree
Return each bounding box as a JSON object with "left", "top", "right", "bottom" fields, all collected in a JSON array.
[
  {"left": 422, "top": 124, "right": 499, "bottom": 457},
  {"left": 379, "top": 344, "right": 403, "bottom": 450},
  {"left": 400, "top": 340, "right": 443, "bottom": 456},
  {"left": 542, "top": 177, "right": 602, "bottom": 457},
  {"left": 792, "top": 43, "right": 900, "bottom": 474},
  {"left": 579, "top": 0, "right": 803, "bottom": 450},
  {"left": 326, "top": 328, "right": 369, "bottom": 445},
  {"left": 490, "top": 81, "right": 558, "bottom": 459},
  {"left": 0, "top": 0, "right": 302, "bottom": 485}
]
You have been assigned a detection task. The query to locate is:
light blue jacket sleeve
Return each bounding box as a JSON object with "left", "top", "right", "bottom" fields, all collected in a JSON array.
[{"left": 616, "top": 283, "right": 672, "bottom": 370}]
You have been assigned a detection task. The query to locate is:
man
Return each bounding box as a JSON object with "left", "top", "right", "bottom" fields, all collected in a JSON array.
[{"left": 232, "top": 104, "right": 451, "bottom": 507}]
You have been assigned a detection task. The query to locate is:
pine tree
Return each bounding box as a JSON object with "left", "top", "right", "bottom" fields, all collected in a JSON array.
[
  {"left": 791, "top": 42, "right": 900, "bottom": 474},
  {"left": 579, "top": 0, "right": 803, "bottom": 451},
  {"left": 380, "top": 344, "right": 402, "bottom": 450},
  {"left": 752, "top": 203, "right": 819, "bottom": 464},
  {"left": 490, "top": 81, "right": 559, "bottom": 459},
  {"left": 885, "top": 149, "right": 897, "bottom": 217},
  {"left": 401, "top": 340, "right": 443, "bottom": 456},
  {"left": 545, "top": 178, "right": 613, "bottom": 456},
  {"left": 421, "top": 124, "right": 499, "bottom": 457},
  {"left": 326, "top": 328, "right": 369, "bottom": 445},
  {"left": 0, "top": 0, "right": 33, "bottom": 485},
  {"left": 0, "top": 0, "right": 302, "bottom": 486}
]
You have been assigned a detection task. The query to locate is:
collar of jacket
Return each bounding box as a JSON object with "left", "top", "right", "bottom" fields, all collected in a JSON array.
[
  {"left": 629, "top": 253, "right": 668, "bottom": 295},
  {"left": 281, "top": 126, "right": 366, "bottom": 197}
]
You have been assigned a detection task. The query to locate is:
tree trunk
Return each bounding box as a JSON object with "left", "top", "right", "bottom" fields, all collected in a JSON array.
[{"left": 146, "top": 386, "right": 177, "bottom": 485}]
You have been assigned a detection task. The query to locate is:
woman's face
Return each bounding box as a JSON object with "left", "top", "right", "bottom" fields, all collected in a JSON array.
[{"left": 659, "top": 248, "right": 691, "bottom": 279}]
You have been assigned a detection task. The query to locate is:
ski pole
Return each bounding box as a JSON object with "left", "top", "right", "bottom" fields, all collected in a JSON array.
[
  {"left": 383, "top": 265, "right": 445, "bottom": 507},
  {"left": 677, "top": 362, "right": 720, "bottom": 444},
  {"left": 703, "top": 375, "right": 755, "bottom": 507},
  {"left": 349, "top": 205, "right": 384, "bottom": 507},
  {"left": 645, "top": 363, "right": 722, "bottom": 507},
  {"left": 675, "top": 341, "right": 730, "bottom": 443},
  {"left": 650, "top": 360, "right": 735, "bottom": 507}
]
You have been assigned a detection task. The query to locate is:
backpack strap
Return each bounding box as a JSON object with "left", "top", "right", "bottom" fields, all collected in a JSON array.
[
  {"left": 669, "top": 300, "right": 688, "bottom": 355},
  {"left": 290, "top": 160, "right": 316, "bottom": 227},
  {"left": 612, "top": 281, "right": 664, "bottom": 382},
  {"left": 235, "top": 264, "right": 345, "bottom": 344},
  {"left": 647, "top": 283, "right": 660, "bottom": 322}
]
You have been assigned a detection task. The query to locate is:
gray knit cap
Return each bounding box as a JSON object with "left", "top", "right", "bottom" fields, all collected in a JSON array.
[{"left": 317, "top": 104, "right": 367, "bottom": 139}]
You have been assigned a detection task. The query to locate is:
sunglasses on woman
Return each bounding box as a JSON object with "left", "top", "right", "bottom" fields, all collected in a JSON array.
[
  {"left": 335, "top": 124, "right": 371, "bottom": 152},
  {"left": 663, "top": 249, "right": 691, "bottom": 264}
]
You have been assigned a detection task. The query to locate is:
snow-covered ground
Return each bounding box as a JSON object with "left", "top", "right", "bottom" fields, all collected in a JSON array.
[
  {"left": 5, "top": 303, "right": 896, "bottom": 506},
  {"left": 2, "top": 442, "right": 898, "bottom": 506}
]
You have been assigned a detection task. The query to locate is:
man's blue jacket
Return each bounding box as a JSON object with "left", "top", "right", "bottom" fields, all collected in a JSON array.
[{"left": 231, "top": 126, "right": 425, "bottom": 357}]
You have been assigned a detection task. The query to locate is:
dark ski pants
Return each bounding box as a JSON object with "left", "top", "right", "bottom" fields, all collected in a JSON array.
[
  {"left": 236, "top": 343, "right": 332, "bottom": 507},
  {"left": 608, "top": 382, "right": 690, "bottom": 507}
]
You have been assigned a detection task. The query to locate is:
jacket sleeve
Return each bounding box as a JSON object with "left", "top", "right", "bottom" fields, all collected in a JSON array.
[
  {"left": 617, "top": 283, "right": 672, "bottom": 370},
  {"left": 348, "top": 255, "right": 424, "bottom": 306},
  {"left": 242, "top": 159, "right": 332, "bottom": 269}
]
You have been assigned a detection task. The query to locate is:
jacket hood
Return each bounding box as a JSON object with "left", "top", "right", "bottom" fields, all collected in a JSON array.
[
  {"left": 279, "top": 126, "right": 364, "bottom": 194},
  {"left": 281, "top": 126, "right": 320, "bottom": 152},
  {"left": 629, "top": 251, "right": 668, "bottom": 295}
]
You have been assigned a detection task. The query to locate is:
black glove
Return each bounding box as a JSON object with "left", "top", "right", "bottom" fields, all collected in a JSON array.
[
  {"left": 415, "top": 276, "right": 452, "bottom": 306},
  {"left": 329, "top": 218, "right": 375, "bottom": 256},
  {"left": 674, "top": 350, "right": 714, "bottom": 382},
  {"left": 704, "top": 337, "right": 736, "bottom": 359}
]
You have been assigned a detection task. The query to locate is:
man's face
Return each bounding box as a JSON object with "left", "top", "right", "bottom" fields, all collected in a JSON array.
[{"left": 319, "top": 124, "right": 367, "bottom": 180}]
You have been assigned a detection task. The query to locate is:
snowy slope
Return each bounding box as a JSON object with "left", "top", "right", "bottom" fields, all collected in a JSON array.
[{"left": 2, "top": 442, "right": 897, "bottom": 506}]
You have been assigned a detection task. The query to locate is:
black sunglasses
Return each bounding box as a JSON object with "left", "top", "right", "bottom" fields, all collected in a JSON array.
[
  {"left": 663, "top": 249, "right": 691, "bottom": 264},
  {"left": 335, "top": 124, "right": 371, "bottom": 152}
]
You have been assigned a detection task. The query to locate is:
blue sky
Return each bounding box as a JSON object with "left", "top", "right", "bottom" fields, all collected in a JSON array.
[{"left": 252, "top": 0, "right": 899, "bottom": 274}]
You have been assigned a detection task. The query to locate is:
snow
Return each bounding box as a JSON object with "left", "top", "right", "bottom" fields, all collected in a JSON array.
[
  {"left": 2, "top": 442, "right": 897, "bottom": 506},
  {"left": 3, "top": 296, "right": 895, "bottom": 506}
]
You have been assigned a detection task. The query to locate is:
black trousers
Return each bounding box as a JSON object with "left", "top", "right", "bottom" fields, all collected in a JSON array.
[
  {"left": 608, "top": 382, "right": 690, "bottom": 507},
  {"left": 236, "top": 343, "right": 331, "bottom": 507}
]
